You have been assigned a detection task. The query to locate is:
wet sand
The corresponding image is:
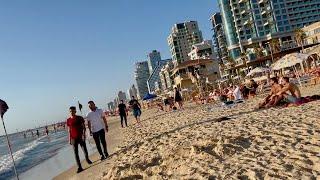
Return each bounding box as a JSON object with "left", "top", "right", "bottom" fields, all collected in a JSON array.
[{"left": 53, "top": 115, "right": 126, "bottom": 180}]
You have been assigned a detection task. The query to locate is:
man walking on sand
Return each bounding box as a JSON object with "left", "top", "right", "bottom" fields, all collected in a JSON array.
[
  {"left": 118, "top": 100, "right": 128, "bottom": 128},
  {"left": 129, "top": 96, "right": 142, "bottom": 124},
  {"left": 86, "top": 101, "right": 109, "bottom": 161},
  {"left": 67, "top": 106, "right": 92, "bottom": 173}
]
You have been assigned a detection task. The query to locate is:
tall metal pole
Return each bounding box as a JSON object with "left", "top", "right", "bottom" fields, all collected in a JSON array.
[{"left": 1, "top": 117, "right": 19, "bottom": 180}]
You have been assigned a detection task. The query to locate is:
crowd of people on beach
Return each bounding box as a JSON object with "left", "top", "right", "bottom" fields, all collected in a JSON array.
[
  {"left": 200, "top": 74, "right": 320, "bottom": 109},
  {"left": 22, "top": 123, "right": 63, "bottom": 139},
  {"left": 65, "top": 68, "right": 320, "bottom": 174}
]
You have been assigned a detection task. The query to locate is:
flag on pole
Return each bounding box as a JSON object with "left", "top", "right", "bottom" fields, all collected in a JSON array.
[
  {"left": 0, "top": 99, "right": 9, "bottom": 119},
  {"left": 78, "top": 101, "right": 83, "bottom": 112}
]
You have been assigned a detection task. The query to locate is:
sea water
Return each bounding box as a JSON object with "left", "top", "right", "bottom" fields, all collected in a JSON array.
[{"left": 0, "top": 130, "right": 68, "bottom": 179}]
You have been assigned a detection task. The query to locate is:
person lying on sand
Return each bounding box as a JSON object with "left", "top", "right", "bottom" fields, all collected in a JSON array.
[
  {"left": 258, "top": 77, "right": 283, "bottom": 108},
  {"left": 276, "top": 77, "right": 302, "bottom": 104}
]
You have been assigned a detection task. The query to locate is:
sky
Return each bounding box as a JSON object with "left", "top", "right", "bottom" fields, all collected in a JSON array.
[{"left": 0, "top": 0, "right": 219, "bottom": 134}]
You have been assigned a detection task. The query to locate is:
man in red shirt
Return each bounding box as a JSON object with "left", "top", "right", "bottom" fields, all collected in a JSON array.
[{"left": 66, "top": 106, "right": 92, "bottom": 173}]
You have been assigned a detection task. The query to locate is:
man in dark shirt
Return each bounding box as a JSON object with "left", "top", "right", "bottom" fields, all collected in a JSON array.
[
  {"left": 66, "top": 106, "right": 92, "bottom": 173},
  {"left": 128, "top": 96, "right": 142, "bottom": 124},
  {"left": 118, "top": 100, "right": 128, "bottom": 128}
]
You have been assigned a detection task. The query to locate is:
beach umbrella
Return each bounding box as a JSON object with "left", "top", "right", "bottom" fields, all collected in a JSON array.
[
  {"left": 271, "top": 53, "right": 309, "bottom": 70},
  {"left": 181, "top": 88, "right": 189, "bottom": 92},
  {"left": 246, "top": 67, "right": 270, "bottom": 77},
  {"left": 143, "top": 93, "right": 157, "bottom": 100},
  {"left": 271, "top": 53, "right": 310, "bottom": 86},
  {"left": 0, "top": 99, "right": 19, "bottom": 180}
]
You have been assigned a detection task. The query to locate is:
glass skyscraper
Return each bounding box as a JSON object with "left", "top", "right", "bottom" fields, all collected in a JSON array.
[
  {"left": 218, "top": 0, "right": 320, "bottom": 61},
  {"left": 134, "top": 61, "right": 150, "bottom": 99},
  {"left": 147, "top": 50, "right": 162, "bottom": 74}
]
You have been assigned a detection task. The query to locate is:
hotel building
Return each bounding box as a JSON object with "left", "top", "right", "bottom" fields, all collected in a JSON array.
[
  {"left": 218, "top": 0, "right": 320, "bottom": 61},
  {"left": 167, "top": 21, "right": 203, "bottom": 65}
]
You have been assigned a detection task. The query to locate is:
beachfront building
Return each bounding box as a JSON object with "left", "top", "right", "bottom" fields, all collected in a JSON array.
[
  {"left": 303, "top": 21, "right": 320, "bottom": 45},
  {"left": 134, "top": 61, "right": 150, "bottom": 99},
  {"left": 188, "top": 40, "right": 215, "bottom": 60},
  {"left": 113, "top": 98, "right": 119, "bottom": 108},
  {"left": 210, "top": 13, "right": 229, "bottom": 63},
  {"left": 159, "top": 61, "right": 174, "bottom": 91},
  {"left": 117, "top": 91, "right": 127, "bottom": 102},
  {"left": 128, "top": 84, "right": 138, "bottom": 99},
  {"left": 147, "top": 59, "right": 171, "bottom": 93},
  {"left": 217, "top": 0, "right": 320, "bottom": 62},
  {"left": 167, "top": 21, "right": 203, "bottom": 65},
  {"left": 168, "top": 40, "right": 220, "bottom": 89},
  {"left": 171, "top": 59, "right": 220, "bottom": 89},
  {"left": 107, "top": 101, "right": 115, "bottom": 112},
  {"left": 147, "top": 50, "right": 162, "bottom": 74}
]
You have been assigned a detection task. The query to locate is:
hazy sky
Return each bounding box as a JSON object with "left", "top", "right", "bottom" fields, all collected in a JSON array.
[{"left": 0, "top": 0, "right": 219, "bottom": 134}]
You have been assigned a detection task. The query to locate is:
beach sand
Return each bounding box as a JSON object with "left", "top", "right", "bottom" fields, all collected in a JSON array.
[
  {"left": 53, "top": 116, "right": 125, "bottom": 180},
  {"left": 55, "top": 84, "right": 320, "bottom": 179}
]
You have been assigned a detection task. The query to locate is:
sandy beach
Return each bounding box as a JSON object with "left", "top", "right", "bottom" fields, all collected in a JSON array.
[{"left": 55, "top": 84, "right": 320, "bottom": 179}]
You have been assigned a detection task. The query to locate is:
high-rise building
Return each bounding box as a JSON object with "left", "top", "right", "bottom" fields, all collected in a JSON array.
[
  {"left": 134, "top": 61, "right": 150, "bottom": 99},
  {"left": 113, "top": 98, "right": 119, "bottom": 108},
  {"left": 210, "top": 13, "right": 228, "bottom": 63},
  {"left": 218, "top": 0, "right": 320, "bottom": 61},
  {"left": 128, "top": 84, "right": 138, "bottom": 99},
  {"left": 117, "top": 91, "right": 127, "bottom": 102},
  {"left": 147, "top": 50, "right": 162, "bottom": 74},
  {"left": 107, "top": 101, "right": 115, "bottom": 111},
  {"left": 167, "top": 21, "right": 203, "bottom": 65},
  {"left": 147, "top": 59, "right": 171, "bottom": 93},
  {"left": 302, "top": 21, "right": 320, "bottom": 45},
  {"left": 188, "top": 40, "right": 215, "bottom": 60},
  {"left": 159, "top": 61, "right": 174, "bottom": 91}
]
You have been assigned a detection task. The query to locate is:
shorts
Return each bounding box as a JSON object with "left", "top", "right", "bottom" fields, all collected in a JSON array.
[
  {"left": 286, "top": 95, "right": 301, "bottom": 104},
  {"left": 133, "top": 109, "right": 141, "bottom": 118}
]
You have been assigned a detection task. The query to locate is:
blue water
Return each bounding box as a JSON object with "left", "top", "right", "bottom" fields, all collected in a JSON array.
[{"left": 0, "top": 129, "right": 68, "bottom": 179}]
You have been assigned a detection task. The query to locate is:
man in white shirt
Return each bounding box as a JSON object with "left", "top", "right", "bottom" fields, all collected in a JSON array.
[
  {"left": 233, "top": 85, "right": 243, "bottom": 101},
  {"left": 86, "top": 101, "right": 109, "bottom": 160}
]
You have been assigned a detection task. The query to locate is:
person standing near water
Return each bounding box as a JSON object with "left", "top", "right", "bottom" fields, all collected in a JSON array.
[
  {"left": 66, "top": 106, "right": 92, "bottom": 173},
  {"left": 118, "top": 100, "right": 128, "bottom": 128},
  {"left": 45, "top": 126, "right": 49, "bottom": 135},
  {"left": 86, "top": 101, "right": 109, "bottom": 161},
  {"left": 36, "top": 129, "right": 40, "bottom": 137},
  {"left": 129, "top": 96, "right": 142, "bottom": 124}
]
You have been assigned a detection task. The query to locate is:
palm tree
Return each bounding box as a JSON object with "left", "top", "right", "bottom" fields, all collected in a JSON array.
[
  {"left": 240, "top": 52, "right": 249, "bottom": 73},
  {"left": 253, "top": 43, "right": 264, "bottom": 58},
  {"left": 270, "top": 38, "right": 280, "bottom": 53},
  {"left": 294, "top": 28, "right": 307, "bottom": 53}
]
